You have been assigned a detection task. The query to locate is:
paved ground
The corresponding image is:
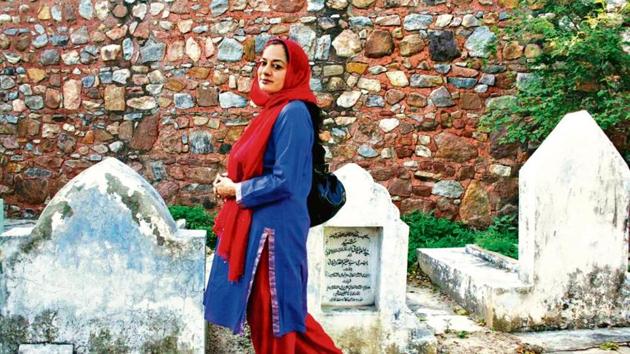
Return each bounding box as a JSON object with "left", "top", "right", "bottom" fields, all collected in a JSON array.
[{"left": 407, "top": 267, "right": 630, "bottom": 354}]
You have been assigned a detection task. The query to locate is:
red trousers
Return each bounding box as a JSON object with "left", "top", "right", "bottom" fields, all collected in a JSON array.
[{"left": 247, "top": 243, "right": 343, "bottom": 354}]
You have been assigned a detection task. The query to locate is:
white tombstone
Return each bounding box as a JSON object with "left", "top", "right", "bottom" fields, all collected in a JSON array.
[
  {"left": 516, "top": 110, "right": 630, "bottom": 326},
  {"left": 417, "top": 111, "right": 630, "bottom": 331},
  {"left": 0, "top": 158, "right": 206, "bottom": 353},
  {"left": 307, "top": 163, "right": 434, "bottom": 352}
]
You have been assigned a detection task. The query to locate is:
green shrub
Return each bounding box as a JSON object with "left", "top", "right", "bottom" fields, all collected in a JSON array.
[
  {"left": 480, "top": 0, "right": 629, "bottom": 153},
  {"left": 474, "top": 214, "right": 519, "bottom": 259},
  {"left": 167, "top": 205, "right": 519, "bottom": 266},
  {"left": 403, "top": 211, "right": 519, "bottom": 268},
  {"left": 168, "top": 205, "right": 216, "bottom": 248},
  {"left": 402, "top": 211, "right": 476, "bottom": 267}
]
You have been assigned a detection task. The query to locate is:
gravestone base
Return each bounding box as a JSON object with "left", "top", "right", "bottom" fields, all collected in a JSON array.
[
  {"left": 417, "top": 247, "right": 630, "bottom": 332},
  {"left": 516, "top": 327, "right": 630, "bottom": 352},
  {"left": 1, "top": 225, "right": 206, "bottom": 354},
  {"left": 316, "top": 310, "right": 437, "bottom": 354}
]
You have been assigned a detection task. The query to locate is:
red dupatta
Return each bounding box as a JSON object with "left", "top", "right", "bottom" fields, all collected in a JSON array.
[{"left": 213, "top": 38, "right": 317, "bottom": 282}]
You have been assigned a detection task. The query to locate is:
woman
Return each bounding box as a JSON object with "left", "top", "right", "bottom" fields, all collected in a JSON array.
[{"left": 204, "top": 38, "right": 342, "bottom": 354}]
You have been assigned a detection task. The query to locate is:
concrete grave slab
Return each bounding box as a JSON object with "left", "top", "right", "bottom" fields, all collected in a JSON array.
[{"left": 418, "top": 111, "right": 630, "bottom": 332}]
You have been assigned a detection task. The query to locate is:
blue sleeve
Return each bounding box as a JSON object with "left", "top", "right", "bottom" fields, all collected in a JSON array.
[{"left": 238, "top": 101, "right": 313, "bottom": 209}]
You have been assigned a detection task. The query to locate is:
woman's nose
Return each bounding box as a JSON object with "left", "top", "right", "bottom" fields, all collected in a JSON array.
[{"left": 261, "top": 64, "right": 271, "bottom": 76}]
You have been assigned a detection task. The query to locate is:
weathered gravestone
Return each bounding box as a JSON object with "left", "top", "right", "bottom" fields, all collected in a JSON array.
[
  {"left": 0, "top": 157, "right": 206, "bottom": 353},
  {"left": 418, "top": 111, "right": 630, "bottom": 331},
  {"left": 307, "top": 163, "right": 435, "bottom": 353}
]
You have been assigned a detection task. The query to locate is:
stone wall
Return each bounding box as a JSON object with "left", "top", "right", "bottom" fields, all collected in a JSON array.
[{"left": 0, "top": 0, "right": 593, "bottom": 225}]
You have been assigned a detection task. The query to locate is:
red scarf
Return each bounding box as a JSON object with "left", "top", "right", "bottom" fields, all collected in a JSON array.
[{"left": 213, "top": 38, "right": 317, "bottom": 282}]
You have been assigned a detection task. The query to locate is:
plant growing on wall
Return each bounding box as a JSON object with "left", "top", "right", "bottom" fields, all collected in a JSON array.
[{"left": 480, "top": 0, "right": 629, "bottom": 154}]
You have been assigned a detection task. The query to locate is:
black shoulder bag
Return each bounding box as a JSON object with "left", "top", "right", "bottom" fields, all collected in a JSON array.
[{"left": 307, "top": 142, "right": 346, "bottom": 227}]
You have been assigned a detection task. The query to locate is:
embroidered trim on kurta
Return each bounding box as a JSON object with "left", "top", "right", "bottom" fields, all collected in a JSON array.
[
  {"left": 267, "top": 227, "right": 281, "bottom": 336},
  {"left": 239, "top": 228, "right": 270, "bottom": 334}
]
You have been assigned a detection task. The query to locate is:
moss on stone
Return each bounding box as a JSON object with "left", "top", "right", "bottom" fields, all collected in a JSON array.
[
  {"left": 0, "top": 314, "right": 29, "bottom": 353},
  {"left": 410, "top": 342, "right": 438, "bottom": 354},
  {"left": 104, "top": 173, "right": 179, "bottom": 251},
  {"left": 384, "top": 343, "right": 404, "bottom": 354},
  {"left": 141, "top": 335, "right": 179, "bottom": 354},
  {"left": 10, "top": 201, "right": 74, "bottom": 267},
  {"left": 31, "top": 309, "right": 59, "bottom": 342},
  {"left": 60, "top": 202, "right": 74, "bottom": 219},
  {"left": 491, "top": 314, "right": 524, "bottom": 332},
  {"left": 105, "top": 173, "right": 142, "bottom": 225},
  {"left": 29, "top": 200, "right": 73, "bottom": 244},
  {"left": 335, "top": 323, "right": 384, "bottom": 354},
  {"left": 88, "top": 328, "right": 130, "bottom": 354},
  {"left": 140, "top": 323, "right": 196, "bottom": 354},
  {"left": 206, "top": 322, "right": 253, "bottom": 354}
]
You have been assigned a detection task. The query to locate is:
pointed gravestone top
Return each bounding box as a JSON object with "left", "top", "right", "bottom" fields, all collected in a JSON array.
[
  {"left": 326, "top": 162, "right": 402, "bottom": 226},
  {"left": 414, "top": 111, "right": 629, "bottom": 332},
  {"left": 30, "top": 157, "right": 177, "bottom": 250},
  {"left": 521, "top": 110, "right": 630, "bottom": 182}
]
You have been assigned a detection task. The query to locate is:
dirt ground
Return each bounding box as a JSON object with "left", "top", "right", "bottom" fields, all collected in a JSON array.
[
  {"left": 204, "top": 268, "right": 626, "bottom": 354},
  {"left": 437, "top": 331, "right": 542, "bottom": 354},
  {"left": 407, "top": 268, "right": 630, "bottom": 354},
  {"left": 407, "top": 267, "right": 541, "bottom": 354}
]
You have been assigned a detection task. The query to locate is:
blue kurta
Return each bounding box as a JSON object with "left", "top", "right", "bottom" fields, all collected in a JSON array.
[{"left": 203, "top": 100, "right": 313, "bottom": 337}]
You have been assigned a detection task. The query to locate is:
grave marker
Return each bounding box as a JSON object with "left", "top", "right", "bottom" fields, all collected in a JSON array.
[
  {"left": 307, "top": 163, "right": 434, "bottom": 352},
  {"left": 322, "top": 227, "right": 380, "bottom": 308},
  {"left": 0, "top": 158, "right": 206, "bottom": 353},
  {"left": 418, "top": 111, "right": 630, "bottom": 331}
]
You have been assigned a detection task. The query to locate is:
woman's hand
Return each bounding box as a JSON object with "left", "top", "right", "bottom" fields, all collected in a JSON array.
[{"left": 213, "top": 172, "right": 237, "bottom": 199}]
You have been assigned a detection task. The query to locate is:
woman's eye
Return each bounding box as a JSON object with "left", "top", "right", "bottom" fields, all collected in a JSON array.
[{"left": 273, "top": 65, "right": 282, "bottom": 70}]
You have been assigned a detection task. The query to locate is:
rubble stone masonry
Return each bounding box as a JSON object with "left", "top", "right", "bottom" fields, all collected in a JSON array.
[{"left": 0, "top": 0, "right": 567, "bottom": 226}]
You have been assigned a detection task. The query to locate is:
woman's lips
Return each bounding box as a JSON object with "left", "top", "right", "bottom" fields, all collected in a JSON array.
[{"left": 260, "top": 78, "right": 272, "bottom": 85}]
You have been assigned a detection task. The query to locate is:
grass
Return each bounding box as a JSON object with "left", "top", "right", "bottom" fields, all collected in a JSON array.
[
  {"left": 402, "top": 211, "right": 519, "bottom": 268},
  {"left": 474, "top": 214, "right": 518, "bottom": 259},
  {"left": 599, "top": 342, "right": 619, "bottom": 350},
  {"left": 168, "top": 205, "right": 216, "bottom": 248},
  {"left": 457, "top": 330, "right": 469, "bottom": 339}
]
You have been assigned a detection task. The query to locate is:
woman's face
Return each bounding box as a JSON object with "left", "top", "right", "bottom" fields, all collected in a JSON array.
[{"left": 257, "top": 44, "right": 288, "bottom": 94}]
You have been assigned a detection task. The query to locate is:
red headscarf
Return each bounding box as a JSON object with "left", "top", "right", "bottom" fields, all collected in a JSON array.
[{"left": 213, "top": 38, "right": 317, "bottom": 281}]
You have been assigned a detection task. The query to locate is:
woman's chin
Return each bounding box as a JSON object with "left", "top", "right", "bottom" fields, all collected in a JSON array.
[{"left": 260, "top": 87, "right": 279, "bottom": 94}]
